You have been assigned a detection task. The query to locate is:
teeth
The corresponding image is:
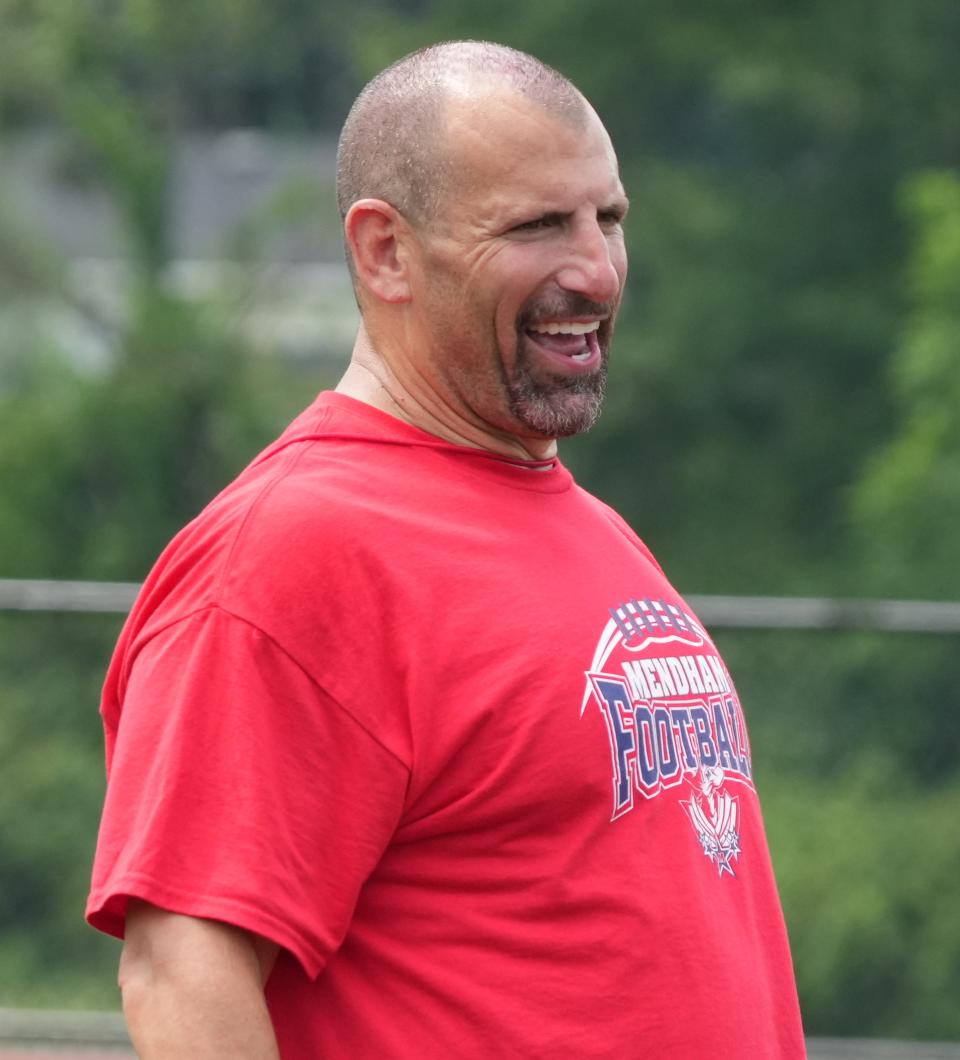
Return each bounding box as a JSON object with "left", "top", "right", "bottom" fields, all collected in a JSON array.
[{"left": 529, "top": 320, "right": 601, "bottom": 336}]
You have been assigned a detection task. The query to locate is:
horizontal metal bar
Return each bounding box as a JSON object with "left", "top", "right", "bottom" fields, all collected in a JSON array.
[
  {"left": 807, "top": 1038, "right": 960, "bottom": 1059},
  {"left": 0, "top": 1007, "right": 129, "bottom": 1046},
  {"left": 0, "top": 579, "right": 139, "bottom": 613},
  {"left": 687, "top": 594, "right": 960, "bottom": 634},
  {"left": 0, "top": 1009, "right": 957, "bottom": 1060},
  {"left": 2, "top": 579, "right": 960, "bottom": 634}
]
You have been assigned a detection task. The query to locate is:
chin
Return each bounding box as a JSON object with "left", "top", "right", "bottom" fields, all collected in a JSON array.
[
  {"left": 509, "top": 376, "right": 606, "bottom": 438},
  {"left": 504, "top": 331, "right": 609, "bottom": 438}
]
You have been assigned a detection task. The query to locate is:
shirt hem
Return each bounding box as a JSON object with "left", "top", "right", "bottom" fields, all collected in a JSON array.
[{"left": 86, "top": 873, "right": 328, "bottom": 980}]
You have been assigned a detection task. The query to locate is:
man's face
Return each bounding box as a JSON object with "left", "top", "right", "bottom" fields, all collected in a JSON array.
[{"left": 403, "top": 89, "right": 629, "bottom": 445}]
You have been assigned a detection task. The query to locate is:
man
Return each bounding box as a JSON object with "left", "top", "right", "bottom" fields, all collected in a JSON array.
[{"left": 88, "top": 41, "right": 805, "bottom": 1058}]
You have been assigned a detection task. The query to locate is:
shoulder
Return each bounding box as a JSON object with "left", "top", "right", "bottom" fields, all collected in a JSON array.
[
  {"left": 116, "top": 426, "right": 386, "bottom": 660},
  {"left": 569, "top": 484, "right": 668, "bottom": 575}
]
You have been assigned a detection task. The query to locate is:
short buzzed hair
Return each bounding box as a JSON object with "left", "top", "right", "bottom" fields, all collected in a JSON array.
[{"left": 336, "top": 41, "right": 586, "bottom": 227}]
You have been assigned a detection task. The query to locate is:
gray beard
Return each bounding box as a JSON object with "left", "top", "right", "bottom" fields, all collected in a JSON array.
[{"left": 506, "top": 338, "right": 608, "bottom": 438}]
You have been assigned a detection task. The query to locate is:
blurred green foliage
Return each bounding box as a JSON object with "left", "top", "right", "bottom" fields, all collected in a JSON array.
[
  {"left": 1, "top": 0, "right": 959, "bottom": 1040},
  {"left": 0, "top": 613, "right": 122, "bottom": 1008},
  {"left": 854, "top": 171, "right": 960, "bottom": 596}
]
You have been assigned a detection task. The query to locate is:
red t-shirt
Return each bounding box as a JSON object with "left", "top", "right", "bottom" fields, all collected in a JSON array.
[{"left": 88, "top": 392, "right": 805, "bottom": 1057}]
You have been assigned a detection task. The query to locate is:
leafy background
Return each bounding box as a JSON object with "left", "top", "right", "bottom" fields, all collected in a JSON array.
[{"left": 1, "top": 0, "right": 959, "bottom": 1038}]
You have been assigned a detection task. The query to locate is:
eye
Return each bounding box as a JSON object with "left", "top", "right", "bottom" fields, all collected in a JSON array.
[
  {"left": 511, "top": 212, "right": 565, "bottom": 233},
  {"left": 598, "top": 208, "right": 625, "bottom": 228}
]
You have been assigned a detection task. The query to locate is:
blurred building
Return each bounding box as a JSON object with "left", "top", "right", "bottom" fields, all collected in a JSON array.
[{"left": 0, "top": 130, "right": 358, "bottom": 367}]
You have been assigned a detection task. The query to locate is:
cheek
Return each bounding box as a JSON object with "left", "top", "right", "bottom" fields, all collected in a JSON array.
[
  {"left": 494, "top": 305, "right": 524, "bottom": 359},
  {"left": 611, "top": 241, "right": 629, "bottom": 291}
]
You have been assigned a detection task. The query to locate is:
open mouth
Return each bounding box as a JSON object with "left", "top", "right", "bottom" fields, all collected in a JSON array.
[{"left": 524, "top": 320, "right": 602, "bottom": 366}]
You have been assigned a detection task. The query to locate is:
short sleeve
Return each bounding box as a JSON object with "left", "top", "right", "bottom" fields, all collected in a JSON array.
[{"left": 86, "top": 606, "right": 410, "bottom": 978}]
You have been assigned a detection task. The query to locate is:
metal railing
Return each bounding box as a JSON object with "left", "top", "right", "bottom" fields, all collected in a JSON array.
[
  {"left": 0, "top": 1007, "right": 130, "bottom": 1052},
  {"left": 0, "top": 1009, "right": 958, "bottom": 1059},
  {"left": 3, "top": 578, "right": 960, "bottom": 634}
]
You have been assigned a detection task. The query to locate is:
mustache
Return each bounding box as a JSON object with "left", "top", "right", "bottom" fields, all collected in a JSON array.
[{"left": 518, "top": 294, "right": 615, "bottom": 327}]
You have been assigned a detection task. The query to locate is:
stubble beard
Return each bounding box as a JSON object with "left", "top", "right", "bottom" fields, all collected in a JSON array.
[{"left": 504, "top": 331, "right": 610, "bottom": 440}]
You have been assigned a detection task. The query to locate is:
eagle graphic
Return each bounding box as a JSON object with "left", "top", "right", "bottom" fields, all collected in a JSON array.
[{"left": 681, "top": 765, "right": 742, "bottom": 877}]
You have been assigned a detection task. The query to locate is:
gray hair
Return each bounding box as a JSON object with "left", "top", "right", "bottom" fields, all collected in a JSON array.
[{"left": 336, "top": 41, "right": 586, "bottom": 226}]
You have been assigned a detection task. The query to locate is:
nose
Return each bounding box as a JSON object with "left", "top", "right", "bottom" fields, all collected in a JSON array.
[{"left": 555, "top": 218, "right": 623, "bottom": 305}]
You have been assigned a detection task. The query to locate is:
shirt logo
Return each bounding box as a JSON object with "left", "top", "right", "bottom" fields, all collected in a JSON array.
[
  {"left": 682, "top": 765, "right": 742, "bottom": 877},
  {"left": 582, "top": 597, "right": 755, "bottom": 878}
]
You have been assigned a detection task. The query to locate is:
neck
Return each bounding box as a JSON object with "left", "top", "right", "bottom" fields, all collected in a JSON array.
[{"left": 335, "top": 324, "right": 558, "bottom": 463}]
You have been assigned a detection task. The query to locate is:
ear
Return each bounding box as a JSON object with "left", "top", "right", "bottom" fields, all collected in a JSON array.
[{"left": 344, "top": 199, "right": 413, "bottom": 304}]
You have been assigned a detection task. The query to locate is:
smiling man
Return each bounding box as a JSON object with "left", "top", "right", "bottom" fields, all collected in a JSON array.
[
  {"left": 87, "top": 42, "right": 806, "bottom": 1058},
  {"left": 336, "top": 59, "right": 627, "bottom": 453}
]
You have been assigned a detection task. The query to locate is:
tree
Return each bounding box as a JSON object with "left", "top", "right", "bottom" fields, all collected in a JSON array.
[
  {"left": 0, "top": 0, "right": 341, "bottom": 1008},
  {"left": 3, "top": 0, "right": 960, "bottom": 1034},
  {"left": 854, "top": 171, "right": 960, "bottom": 598}
]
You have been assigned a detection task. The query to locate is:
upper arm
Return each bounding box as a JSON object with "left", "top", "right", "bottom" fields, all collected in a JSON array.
[
  {"left": 118, "top": 900, "right": 282, "bottom": 1058},
  {"left": 120, "top": 899, "right": 280, "bottom": 991},
  {"left": 88, "top": 608, "right": 410, "bottom": 979}
]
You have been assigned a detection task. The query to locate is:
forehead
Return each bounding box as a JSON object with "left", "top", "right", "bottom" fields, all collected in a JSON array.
[{"left": 438, "top": 88, "right": 624, "bottom": 221}]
